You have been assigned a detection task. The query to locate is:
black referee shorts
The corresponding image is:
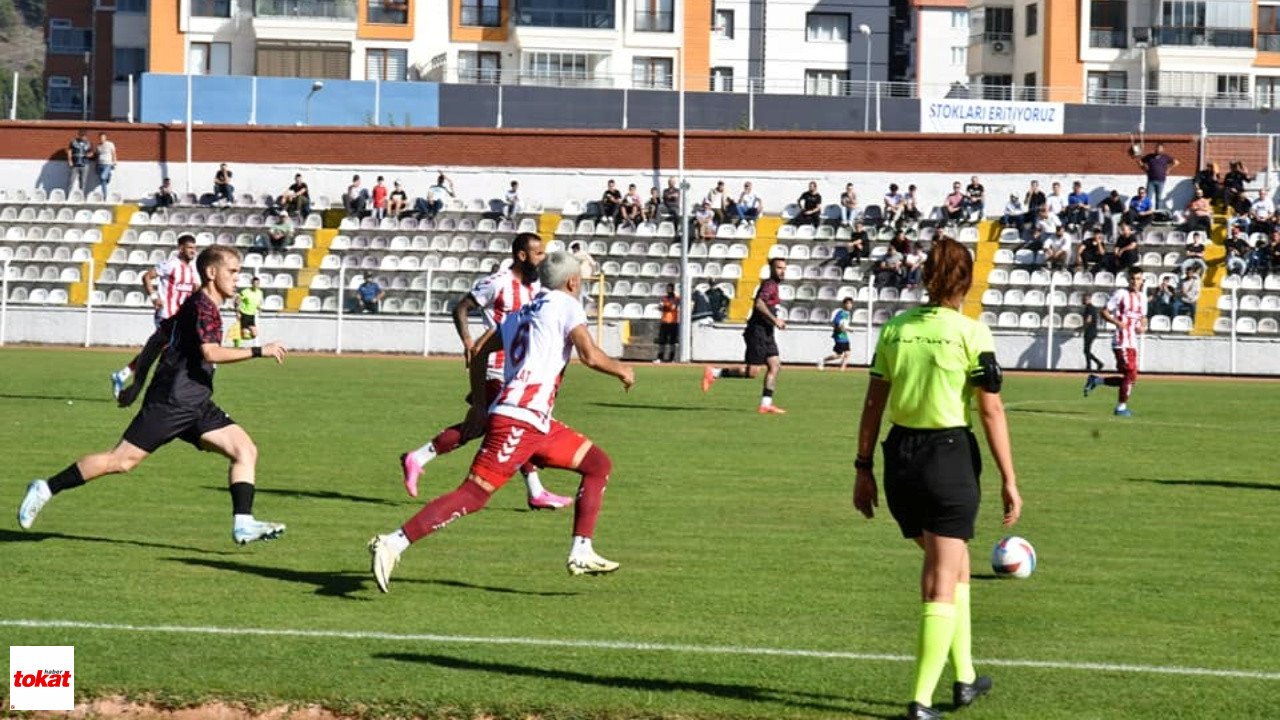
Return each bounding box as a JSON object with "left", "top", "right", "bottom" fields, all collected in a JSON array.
[
  {"left": 743, "top": 325, "right": 778, "bottom": 366},
  {"left": 882, "top": 426, "right": 981, "bottom": 540},
  {"left": 123, "top": 399, "right": 236, "bottom": 453},
  {"left": 240, "top": 313, "right": 257, "bottom": 329}
]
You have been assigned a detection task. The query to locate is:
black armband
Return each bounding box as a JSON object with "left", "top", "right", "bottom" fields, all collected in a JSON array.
[
  {"left": 970, "top": 351, "right": 1003, "bottom": 393},
  {"left": 854, "top": 455, "right": 874, "bottom": 470},
  {"left": 252, "top": 346, "right": 263, "bottom": 359}
]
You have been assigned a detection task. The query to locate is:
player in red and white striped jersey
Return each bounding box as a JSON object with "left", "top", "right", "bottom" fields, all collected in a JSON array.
[
  {"left": 368, "top": 250, "right": 635, "bottom": 591},
  {"left": 399, "top": 233, "right": 574, "bottom": 510},
  {"left": 112, "top": 233, "right": 199, "bottom": 407},
  {"left": 1083, "top": 265, "right": 1147, "bottom": 416}
]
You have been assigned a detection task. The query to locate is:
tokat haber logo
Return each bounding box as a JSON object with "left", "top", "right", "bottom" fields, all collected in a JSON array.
[{"left": 9, "top": 645, "right": 74, "bottom": 711}]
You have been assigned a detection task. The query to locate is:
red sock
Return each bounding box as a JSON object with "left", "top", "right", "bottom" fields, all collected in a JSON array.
[
  {"left": 519, "top": 462, "right": 539, "bottom": 476},
  {"left": 127, "top": 359, "right": 138, "bottom": 373},
  {"left": 402, "top": 481, "right": 491, "bottom": 542},
  {"left": 431, "top": 425, "right": 465, "bottom": 455},
  {"left": 572, "top": 446, "right": 612, "bottom": 538}
]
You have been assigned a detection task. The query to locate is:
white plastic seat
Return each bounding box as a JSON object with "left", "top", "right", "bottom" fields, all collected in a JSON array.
[{"left": 1171, "top": 315, "right": 1193, "bottom": 332}]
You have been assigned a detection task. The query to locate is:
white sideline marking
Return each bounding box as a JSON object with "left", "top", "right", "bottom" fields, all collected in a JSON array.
[{"left": 2, "top": 618, "right": 1277, "bottom": 681}]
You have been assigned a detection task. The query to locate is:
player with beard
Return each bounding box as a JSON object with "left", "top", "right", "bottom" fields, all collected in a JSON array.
[
  {"left": 112, "top": 234, "right": 198, "bottom": 407},
  {"left": 399, "top": 233, "right": 574, "bottom": 509}
]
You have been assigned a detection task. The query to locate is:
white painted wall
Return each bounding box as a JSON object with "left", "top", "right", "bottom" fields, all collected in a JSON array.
[{"left": 916, "top": 7, "right": 972, "bottom": 97}]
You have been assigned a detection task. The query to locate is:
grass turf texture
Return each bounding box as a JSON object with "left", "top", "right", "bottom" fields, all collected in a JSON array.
[{"left": 2, "top": 347, "right": 1278, "bottom": 719}]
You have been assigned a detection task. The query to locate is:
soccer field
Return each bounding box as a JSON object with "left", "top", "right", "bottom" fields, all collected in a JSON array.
[{"left": 2, "top": 347, "right": 1278, "bottom": 719}]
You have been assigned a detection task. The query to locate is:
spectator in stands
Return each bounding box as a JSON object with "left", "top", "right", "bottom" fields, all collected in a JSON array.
[
  {"left": 213, "top": 163, "right": 235, "bottom": 207},
  {"left": 1148, "top": 275, "right": 1174, "bottom": 317},
  {"left": 964, "top": 175, "right": 986, "bottom": 222},
  {"left": 1000, "top": 193, "right": 1025, "bottom": 228},
  {"left": 1138, "top": 142, "right": 1180, "bottom": 209},
  {"left": 356, "top": 276, "right": 384, "bottom": 313},
  {"left": 570, "top": 241, "right": 597, "bottom": 305},
  {"left": 823, "top": 219, "right": 870, "bottom": 270},
  {"left": 734, "top": 181, "right": 763, "bottom": 227},
  {"left": 1226, "top": 225, "right": 1251, "bottom": 259},
  {"left": 1015, "top": 227, "right": 1045, "bottom": 261},
  {"left": 1122, "top": 186, "right": 1154, "bottom": 230},
  {"left": 900, "top": 184, "right": 922, "bottom": 228},
  {"left": 840, "top": 183, "right": 859, "bottom": 227},
  {"left": 153, "top": 178, "right": 178, "bottom": 211},
  {"left": 1045, "top": 181, "right": 1067, "bottom": 221},
  {"left": 503, "top": 180, "right": 521, "bottom": 219},
  {"left": 890, "top": 229, "right": 911, "bottom": 256},
  {"left": 1223, "top": 160, "right": 1254, "bottom": 210},
  {"left": 1081, "top": 297, "right": 1104, "bottom": 372},
  {"left": 620, "top": 183, "right": 644, "bottom": 228},
  {"left": 883, "top": 183, "right": 905, "bottom": 228},
  {"left": 691, "top": 284, "right": 714, "bottom": 324},
  {"left": 1022, "top": 180, "right": 1046, "bottom": 227},
  {"left": 424, "top": 173, "right": 455, "bottom": 219},
  {"left": 1079, "top": 231, "right": 1106, "bottom": 272},
  {"left": 345, "top": 175, "right": 370, "bottom": 218},
  {"left": 66, "top": 128, "right": 92, "bottom": 194},
  {"left": 662, "top": 177, "right": 682, "bottom": 218},
  {"left": 654, "top": 283, "right": 680, "bottom": 363},
  {"left": 1177, "top": 231, "right": 1206, "bottom": 275},
  {"left": 388, "top": 180, "right": 408, "bottom": 219},
  {"left": 1249, "top": 236, "right": 1273, "bottom": 275},
  {"left": 1065, "top": 181, "right": 1091, "bottom": 230},
  {"left": 599, "top": 179, "right": 623, "bottom": 224},
  {"left": 1194, "top": 162, "right": 1222, "bottom": 201},
  {"left": 1036, "top": 204, "right": 1063, "bottom": 236},
  {"left": 1045, "top": 226, "right": 1071, "bottom": 270},
  {"left": 1249, "top": 188, "right": 1274, "bottom": 234},
  {"left": 371, "top": 176, "right": 389, "bottom": 221},
  {"left": 795, "top": 181, "right": 822, "bottom": 227},
  {"left": 706, "top": 283, "right": 730, "bottom": 321},
  {"left": 1172, "top": 267, "right": 1200, "bottom": 318},
  {"left": 283, "top": 173, "right": 311, "bottom": 219},
  {"left": 903, "top": 241, "right": 926, "bottom": 288},
  {"left": 694, "top": 199, "right": 717, "bottom": 239},
  {"left": 706, "top": 180, "right": 730, "bottom": 225},
  {"left": 259, "top": 210, "right": 295, "bottom": 251},
  {"left": 873, "top": 244, "right": 904, "bottom": 288},
  {"left": 1095, "top": 189, "right": 1126, "bottom": 239},
  {"left": 944, "top": 181, "right": 966, "bottom": 224},
  {"left": 95, "top": 132, "right": 117, "bottom": 199},
  {"left": 645, "top": 187, "right": 663, "bottom": 223},
  {"left": 1182, "top": 187, "right": 1213, "bottom": 233},
  {"left": 1111, "top": 222, "right": 1141, "bottom": 271}
]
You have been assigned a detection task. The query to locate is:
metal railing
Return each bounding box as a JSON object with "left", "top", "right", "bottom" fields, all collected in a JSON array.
[
  {"left": 633, "top": 9, "right": 674, "bottom": 32},
  {"left": 1154, "top": 26, "right": 1253, "bottom": 48},
  {"left": 366, "top": 1, "right": 408, "bottom": 24},
  {"left": 192, "top": 0, "right": 232, "bottom": 17},
  {"left": 1259, "top": 32, "right": 1280, "bottom": 52},
  {"left": 515, "top": 8, "right": 614, "bottom": 29},
  {"left": 254, "top": 0, "right": 357, "bottom": 20},
  {"left": 1088, "top": 28, "right": 1127, "bottom": 48}
]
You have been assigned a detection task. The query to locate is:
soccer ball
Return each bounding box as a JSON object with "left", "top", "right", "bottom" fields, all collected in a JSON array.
[{"left": 991, "top": 536, "right": 1036, "bottom": 579}]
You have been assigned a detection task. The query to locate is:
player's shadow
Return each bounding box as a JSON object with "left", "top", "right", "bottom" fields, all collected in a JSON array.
[
  {"left": 425, "top": 578, "right": 579, "bottom": 597},
  {"left": 1128, "top": 477, "right": 1280, "bottom": 492},
  {"left": 170, "top": 557, "right": 392, "bottom": 600},
  {"left": 0, "top": 391, "right": 113, "bottom": 403},
  {"left": 373, "top": 653, "right": 900, "bottom": 718},
  {"left": 224, "top": 487, "right": 405, "bottom": 506},
  {"left": 0, "top": 528, "right": 232, "bottom": 555},
  {"left": 588, "top": 402, "right": 733, "bottom": 412}
]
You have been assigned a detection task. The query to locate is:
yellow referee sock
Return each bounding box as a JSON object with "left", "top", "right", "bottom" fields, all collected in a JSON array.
[
  {"left": 911, "top": 602, "right": 957, "bottom": 706},
  {"left": 950, "top": 583, "right": 976, "bottom": 684}
]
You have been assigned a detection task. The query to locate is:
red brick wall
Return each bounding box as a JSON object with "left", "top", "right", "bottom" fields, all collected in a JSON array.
[{"left": 0, "top": 121, "right": 1197, "bottom": 173}]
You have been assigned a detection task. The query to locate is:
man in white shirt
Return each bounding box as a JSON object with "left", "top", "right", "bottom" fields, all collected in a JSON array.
[
  {"left": 503, "top": 180, "right": 521, "bottom": 219},
  {"left": 1250, "top": 188, "right": 1273, "bottom": 229},
  {"left": 95, "top": 132, "right": 118, "bottom": 199},
  {"left": 1045, "top": 181, "right": 1067, "bottom": 219},
  {"left": 734, "top": 181, "right": 763, "bottom": 226},
  {"left": 112, "top": 234, "right": 199, "bottom": 406},
  {"left": 368, "top": 251, "right": 635, "bottom": 591}
]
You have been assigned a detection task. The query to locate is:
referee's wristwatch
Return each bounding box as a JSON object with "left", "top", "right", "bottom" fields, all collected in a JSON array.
[{"left": 854, "top": 455, "right": 874, "bottom": 471}]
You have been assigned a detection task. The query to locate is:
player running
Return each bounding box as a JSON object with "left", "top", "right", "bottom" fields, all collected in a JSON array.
[
  {"left": 19, "top": 245, "right": 289, "bottom": 545},
  {"left": 398, "top": 233, "right": 573, "bottom": 510},
  {"left": 1083, "top": 265, "right": 1146, "bottom": 416},
  {"left": 701, "top": 256, "right": 788, "bottom": 414},
  {"left": 368, "top": 250, "right": 635, "bottom": 591},
  {"left": 112, "top": 233, "right": 199, "bottom": 406},
  {"left": 818, "top": 296, "right": 855, "bottom": 371}
]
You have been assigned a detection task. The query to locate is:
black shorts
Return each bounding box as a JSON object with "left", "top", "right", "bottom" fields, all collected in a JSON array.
[
  {"left": 743, "top": 325, "right": 778, "bottom": 366},
  {"left": 882, "top": 426, "right": 981, "bottom": 540},
  {"left": 832, "top": 339, "right": 850, "bottom": 354},
  {"left": 240, "top": 314, "right": 256, "bottom": 329},
  {"left": 657, "top": 323, "right": 679, "bottom": 345},
  {"left": 122, "top": 398, "right": 236, "bottom": 453}
]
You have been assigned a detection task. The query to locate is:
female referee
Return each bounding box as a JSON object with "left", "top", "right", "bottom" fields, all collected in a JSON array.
[{"left": 853, "top": 236, "right": 1023, "bottom": 720}]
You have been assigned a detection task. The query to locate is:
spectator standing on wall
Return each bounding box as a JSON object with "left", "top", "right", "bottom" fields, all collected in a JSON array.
[
  {"left": 66, "top": 129, "right": 92, "bottom": 194},
  {"left": 213, "top": 163, "right": 235, "bottom": 207},
  {"left": 1138, "top": 142, "right": 1179, "bottom": 210},
  {"left": 95, "top": 132, "right": 118, "bottom": 199}
]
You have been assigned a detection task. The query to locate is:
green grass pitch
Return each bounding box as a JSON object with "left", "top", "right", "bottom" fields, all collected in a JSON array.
[{"left": 2, "top": 346, "right": 1278, "bottom": 719}]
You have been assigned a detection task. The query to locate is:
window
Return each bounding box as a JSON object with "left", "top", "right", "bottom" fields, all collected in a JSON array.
[
  {"left": 979, "top": 74, "right": 1013, "bottom": 100},
  {"left": 191, "top": 0, "right": 230, "bottom": 17},
  {"left": 806, "top": 13, "right": 851, "bottom": 42},
  {"left": 47, "top": 76, "right": 85, "bottom": 113},
  {"left": 710, "top": 66, "right": 734, "bottom": 92},
  {"left": 368, "top": 0, "right": 409, "bottom": 25},
  {"left": 458, "top": 50, "right": 501, "bottom": 84},
  {"left": 951, "top": 10, "right": 968, "bottom": 28},
  {"left": 117, "top": 0, "right": 148, "bottom": 13},
  {"left": 981, "top": 7, "right": 1013, "bottom": 38},
  {"left": 256, "top": 42, "right": 350, "bottom": 78},
  {"left": 516, "top": 0, "right": 614, "bottom": 29},
  {"left": 1217, "top": 73, "right": 1249, "bottom": 98},
  {"left": 49, "top": 20, "right": 92, "bottom": 54},
  {"left": 715, "top": 8, "right": 734, "bottom": 38},
  {"left": 366, "top": 48, "right": 407, "bottom": 81},
  {"left": 1259, "top": 76, "right": 1280, "bottom": 105},
  {"left": 113, "top": 48, "right": 147, "bottom": 83},
  {"left": 460, "top": 0, "right": 499, "bottom": 26},
  {"left": 634, "top": 0, "right": 673, "bottom": 31},
  {"left": 1025, "top": 3, "right": 1037, "bottom": 36},
  {"left": 950, "top": 45, "right": 967, "bottom": 66},
  {"left": 1089, "top": 0, "right": 1128, "bottom": 48},
  {"left": 1022, "top": 72, "right": 1038, "bottom": 100},
  {"left": 255, "top": 0, "right": 356, "bottom": 19},
  {"left": 523, "top": 51, "right": 609, "bottom": 87},
  {"left": 1157, "top": 0, "right": 1251, "bottom": 46},
  {"left": 805, "top": 69, "right": 849, "bottom": 96},
  {"left": 190, "top": 42, "right": 232, "bottom": 75},
  {"left": 633, "top": 56, "right": 673, "bottom": 89},
  {"left": 1261, "top": 5, "right": 1280, "bottom": 51},
  {"left": 1086, "top": 70, "right": 1128, "bottom": 103}
]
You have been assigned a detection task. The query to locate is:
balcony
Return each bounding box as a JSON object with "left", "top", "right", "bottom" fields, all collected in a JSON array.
[
  {"left": 192, "top": 0, "right": 232, "bottom": 16},
  {"left": 634, "top": 9, "right": 673, "bottom": 32},
  {"left": 1088, "top": 28, "right": 1126, "bottom": 48},
  {"left": 1260, "top": 32, "right": 1280, "bottom": 52},
  {"left": 515, "top": 8, "right": 614, "bottom": 29},
  {"left": 1154, "top": 26, "right": 1252, "bottom": 48},
  {"left": 460, "top": 3, "right": 500, "bottom": 26},
  {"left": 366, "top": 0, "right": 407, "bottom": 24},
  {"left": 255, "top": 0, "right": 357, "bottom": 20}
]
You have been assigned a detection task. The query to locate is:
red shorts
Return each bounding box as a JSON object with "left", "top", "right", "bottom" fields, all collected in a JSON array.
[
  {"left": 1113, "top": 347, "right": 1138, "bottom": 378},
  {"left": 469, "top": 415, "right": 590, "bottom": 491}
]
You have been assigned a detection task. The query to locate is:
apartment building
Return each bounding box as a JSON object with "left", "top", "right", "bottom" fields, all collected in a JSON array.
[
  {"left": 966, "top": 0, "right": 1274, "bottom": 107},
  {"left": 910, "top": 0, "right": 972, "bottom": 96}
]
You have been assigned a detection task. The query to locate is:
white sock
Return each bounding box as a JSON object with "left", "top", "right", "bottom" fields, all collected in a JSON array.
[
  {"left": 524, "top": 470, "right": 546, "bottom": 498},
  {"left": 1117, "top": 403, "right": 1127, "bottom": 411},
  {"left": 409, "top": 442, "right": 438, "bottom": 467},
  {"left": 233, "top": 513, "right": 254, "bottom": 529},
  {"left": 760, "top": 396, "right": 774, "bottom": 408},
  {"left": 570, "top": 535, "right": 593, "bottom": 556},
  {"left": 711, "top": 368, "right": 723, "bottom": 378},
  {"left": 117, "top": 366, "right": 133, "bottom": 381},
  {"left": 383, "top": 529, "right": 411, "bottom": 554}
]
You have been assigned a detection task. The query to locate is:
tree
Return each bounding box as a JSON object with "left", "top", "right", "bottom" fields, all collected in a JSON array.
[{"left": 0, "top": 66, "right": 46, "bottom": 119}]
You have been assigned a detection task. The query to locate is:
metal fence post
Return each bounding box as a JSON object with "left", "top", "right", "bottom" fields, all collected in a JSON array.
[
  {"left": 83, "top": 257, "right": 95, "bottom": 347},
  {"left": 423, "top": 267, "right": 433, "bottom": 356},
  {"left": 337, "top": 263, "right": 346, "bottom": 354}
]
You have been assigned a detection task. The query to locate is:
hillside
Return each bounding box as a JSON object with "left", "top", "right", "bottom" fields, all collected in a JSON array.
[{"left": 0, "top": 0, "right": 46, "bottom": 118}]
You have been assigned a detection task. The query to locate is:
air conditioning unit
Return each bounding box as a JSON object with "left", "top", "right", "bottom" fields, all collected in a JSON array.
[{"left": 992, "top": 40, "right": 1009, "bottom": 54}]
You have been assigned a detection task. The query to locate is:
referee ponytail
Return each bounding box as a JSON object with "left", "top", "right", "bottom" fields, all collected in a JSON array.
[{"left": 923, "top": 236, "right": 973, "bottom": 308}]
